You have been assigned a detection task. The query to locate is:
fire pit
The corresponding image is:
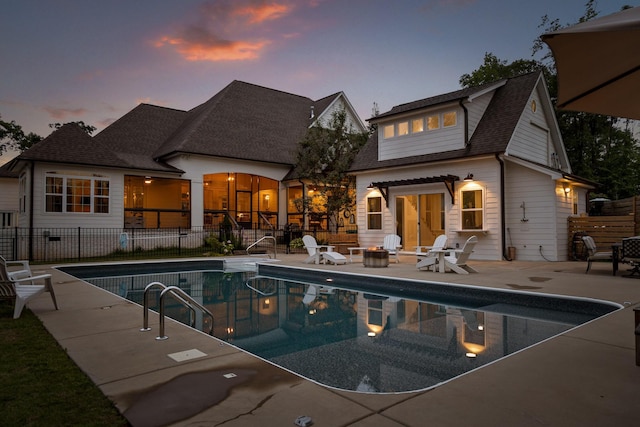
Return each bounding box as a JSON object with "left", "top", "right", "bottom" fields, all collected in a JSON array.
[{"left": 363, "top": 248, "right": 389, "bottom": 268}]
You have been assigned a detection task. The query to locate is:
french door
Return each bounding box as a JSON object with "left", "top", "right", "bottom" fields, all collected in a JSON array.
[{"left": 396, "top": 193, "right": 445, "bottom": 250}]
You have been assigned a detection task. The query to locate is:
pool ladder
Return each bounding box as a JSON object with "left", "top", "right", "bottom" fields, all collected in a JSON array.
[{"left": 141, "top": 281, "right": 214, "bottom": 340}]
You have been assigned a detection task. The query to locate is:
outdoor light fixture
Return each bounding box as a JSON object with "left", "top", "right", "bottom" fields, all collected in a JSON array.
[
  {"left": 463, "top": 173, "right": 474, "bottom": 182},
  {"left": 144, "top": 176, "right": 152, "bottom": 184},
  {"left": 367, "top": 183, "right": 375, "bottom": 190},
  {"left": 465, "top": 352, "right": 477, "bottom": 358},
  {"left": 564, "top": 184, "right": 571, "bottom": 194},
  {"left": 367, "top": 332, "right": 376, "bottom": 337}
]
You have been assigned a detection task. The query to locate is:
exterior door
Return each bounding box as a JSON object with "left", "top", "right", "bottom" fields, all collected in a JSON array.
[{"left": 397, "top": 193, "right": 445, "bottom": 249}]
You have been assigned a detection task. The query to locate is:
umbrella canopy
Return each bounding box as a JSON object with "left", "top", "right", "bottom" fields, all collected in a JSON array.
[{"left": 542, "top": 7, "right": 640, "bottom": 119}]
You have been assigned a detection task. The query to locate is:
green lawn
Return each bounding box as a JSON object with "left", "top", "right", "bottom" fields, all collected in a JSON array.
[{"left": 0, "top": 302, "right": 129, "bottom": 426}]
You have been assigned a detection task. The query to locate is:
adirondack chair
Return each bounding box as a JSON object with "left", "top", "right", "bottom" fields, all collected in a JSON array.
[
  {"left": 302, "top": 235, "right": 346, "bottom": 265},
  {"left": 382, "top": 234, "right": 402, "bottom": 263},
  {"left": 442, "top": 236, "right": 478, "bottom": 274},
  {"left": 0, "top": 255, "right": 59, "bottom": 319},
  {"left": 416, "top": 234, "right": 448, "bottom": 271}
]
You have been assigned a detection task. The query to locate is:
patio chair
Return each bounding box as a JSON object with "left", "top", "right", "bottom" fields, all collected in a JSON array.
[
  {"left": 0, "top": 255, "right": 58, "bottom": 319},
  {"left": 582, "top": 235, "right": 613, "bottom": 273},
  {"left": 416, "top": 234, "right": 448, "bottom": 271},
  {"left": 302, "top": 235, "right": 346, "bottom": 265},
  {"left": 621, "top": 237, "right": 640, "bottom": 277},
  {"left": 442, "top": 236, "right": 478, "bottom": 274},
  {"left": 382, "top": 234, "right": 402, "bottom": 263}
]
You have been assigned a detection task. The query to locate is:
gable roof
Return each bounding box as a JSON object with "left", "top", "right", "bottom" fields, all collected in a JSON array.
[
  {"left": 350, "top": 72, "right": 542, "bottom": 172},
  {"left": 14, "top": 81, "right": 348, "bottom": 173},
  {"left": 153, "top": 80, "right": 340, "bottom": 165}
]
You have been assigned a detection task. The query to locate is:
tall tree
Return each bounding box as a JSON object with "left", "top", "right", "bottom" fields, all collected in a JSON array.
[{"left": 293, "top": 109, "right": 370, "bottom": 232}]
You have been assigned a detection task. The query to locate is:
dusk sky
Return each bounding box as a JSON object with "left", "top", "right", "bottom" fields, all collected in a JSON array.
[{"left": 1, "top": 0, "right": 636, "bottom": 163}]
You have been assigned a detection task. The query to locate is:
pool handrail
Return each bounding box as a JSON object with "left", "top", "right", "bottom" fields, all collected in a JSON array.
[
  {"left": 140, "top": 281, "right": 214, "bottom": 340},
  {"left": 246, "top": 235, "right": 277, "bottom": 259}
]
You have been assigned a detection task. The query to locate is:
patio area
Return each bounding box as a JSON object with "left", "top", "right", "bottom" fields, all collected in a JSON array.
[{"left": 23, "top": 253, "right": 640, "bottom": 426}]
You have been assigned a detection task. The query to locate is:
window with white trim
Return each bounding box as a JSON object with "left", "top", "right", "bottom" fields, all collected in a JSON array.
[
  {"left": 367, "top": 196, "right": 382, "bottom": 230},
  {"left": 427, "top": 115, "right": 440, "bottom": 130},
  {"left": 412, "top": 118, "right": 424, "bottom": 133},
  {"left": 45, "top": 173, "right": 110, "bottom": 213},
  {"left": 443, "top": 111, "right": 457, "bottom": 127},
  {"left": 460, "top": 189, "right": 483, "bottom": 230},
  {"left": 383, "top": 124, "right": 394, "bottom": 138},
  {"left": 397, "top": 121, "right": 409, "bottom": 136}
]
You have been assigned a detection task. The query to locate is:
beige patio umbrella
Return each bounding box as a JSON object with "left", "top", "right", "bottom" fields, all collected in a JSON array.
[{"left": 541, "top": 6, "right": 640, "bottom": 119}]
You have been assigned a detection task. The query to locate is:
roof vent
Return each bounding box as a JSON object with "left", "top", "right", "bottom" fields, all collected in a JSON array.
[{"left": 310, "top": 106, "right": 315, "bottom": 119}]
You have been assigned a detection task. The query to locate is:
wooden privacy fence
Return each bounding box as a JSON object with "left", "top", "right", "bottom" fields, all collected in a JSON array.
[{"left": 568, "top": 215, "right": 635, "bottom": 260}]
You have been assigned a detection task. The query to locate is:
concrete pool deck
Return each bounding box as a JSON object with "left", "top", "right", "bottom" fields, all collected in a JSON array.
[{"left": 24, "top": 254, "right": 640, "bottom": 426}]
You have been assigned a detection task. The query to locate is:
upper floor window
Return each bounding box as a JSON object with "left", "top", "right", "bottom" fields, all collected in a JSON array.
[
  {"left": 383, "top": 124, "right": 394, "bottom": 139},
  {"left": 367, "top": 196, "right": 382, "bottom": 229},
  {"left": 427, "top": 115, "right": 440, "bottom": 130},
  {"left": 443, "top": 111, "right": 457, "bottom": 127},
  {"left": 45, "top": 173, "right": 109, "bottom": 214},
  {"left": 460, "top": 189, "right": 483, "bottom": 230},
  {"left": 412, "top": 118, "right": 424, "bottom": 133},
  {"left": 397, "top": 121, "right": 409, "bottom": 136}
]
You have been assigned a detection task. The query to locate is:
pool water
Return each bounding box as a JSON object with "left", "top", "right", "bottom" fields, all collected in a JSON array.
[{"left": 61, "top": 261, "right": 619, "bottom": 393}]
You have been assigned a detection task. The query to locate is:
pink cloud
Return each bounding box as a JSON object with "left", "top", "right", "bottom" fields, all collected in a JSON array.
[
  {"left": 43, "top": 106, "right": 88, "bottom": 120},
  {"left": 154, "top": 0, "right": 298, "bottom": 62}
]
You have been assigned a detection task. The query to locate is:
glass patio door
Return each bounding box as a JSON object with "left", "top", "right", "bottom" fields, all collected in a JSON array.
[{"left": 397, "top": 193, "right": 445, "bottom": 249}]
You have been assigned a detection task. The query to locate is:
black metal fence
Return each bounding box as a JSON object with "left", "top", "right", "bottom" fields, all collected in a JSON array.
[{"left": 0, "top": 225, "right": 357, "bottom": 262}]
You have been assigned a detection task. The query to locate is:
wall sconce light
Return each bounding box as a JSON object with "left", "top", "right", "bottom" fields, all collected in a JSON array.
[
  {"left": 367, "top": 183, "right": 375, "bottom": 190},
  {"left": 264, "top": 194, "right": 270, "bottom": 201},
  {"left": 463, "top": 173, "right": 474, "bottom": 182},
  {"left": 563, "top": 184, "right": 571, "bottom": 194},
  {"left": 144, "top": 176, "right": 152, "bottom": 184}
]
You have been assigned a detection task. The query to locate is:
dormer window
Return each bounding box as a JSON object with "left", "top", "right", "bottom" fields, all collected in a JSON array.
[
  {"left": 427, "top": 115, "right": 440, "bottom": 130},
  {"left": 383, "top": 124, "right": 394, "bottom": 138},
  {"left": 398, "top": 121, "right": 409, "bottom": 136},
  {"left": 443, "top": 111, "right": 457, "bottom": 127},
  {"left": 412, "top": 118, "right": 424, "bottom": 133}
]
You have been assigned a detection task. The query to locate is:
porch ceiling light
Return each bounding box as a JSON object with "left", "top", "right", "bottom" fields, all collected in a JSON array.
[
  {"left": 463, "top": 173, "right": 474, "bottom": 182},
  {"left": 144, "top": 176, "right": 152, "bottom": 184}
]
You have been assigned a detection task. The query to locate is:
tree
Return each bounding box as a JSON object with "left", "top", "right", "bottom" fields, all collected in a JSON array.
[
  {"left": 459, "top": 1, "right": 640, "bottom": 200},
  {"left": 49, "top": 121, "right": 97, "bottom": 136},
  {"left": 0, "top": 115, "right": 43, "bottom": 156},
  {"left": 0, "top": 117, "right": 98, "bottom": 158},
  {"left": 293, "top": 109, "right": 370, "bottom": 232}
]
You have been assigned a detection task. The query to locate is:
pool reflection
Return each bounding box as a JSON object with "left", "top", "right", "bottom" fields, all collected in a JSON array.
[{"left": 87, "top": 270, "right": 575, "bottom": 393}]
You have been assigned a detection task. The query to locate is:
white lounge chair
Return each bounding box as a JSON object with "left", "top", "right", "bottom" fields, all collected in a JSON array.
[
  {"left": 302, "top": 235, "right": 346, "bottom": 265},
  {"left": 1, "top": 255, "right": 59, "bottom": 319},
  {"left": 383, "top": 234, "right": 402, "bottom": 263},
  {"left": 416, "top": 234, "right": 448, "bottom": 271},
  {"left": 442, "top": 236, "right": 478, "bottom": 274},
  {"left": 582, "top": 235, "right": 612, "bottom": 273}
]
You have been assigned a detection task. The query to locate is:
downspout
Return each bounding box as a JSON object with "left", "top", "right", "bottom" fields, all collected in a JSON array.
[
  {"left": 496, "top": 154, "right": 511, "bottom": 261},
  {"left": 29, "top": 160, "right": 35, "bottom": 261},
  {"left": 459, "top": 100, "right": 469, "bottom": 147}
]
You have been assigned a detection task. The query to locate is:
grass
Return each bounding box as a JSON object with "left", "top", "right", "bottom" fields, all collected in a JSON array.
[{"left": 0, "top": 302, "right": 129, "bottom": 426}]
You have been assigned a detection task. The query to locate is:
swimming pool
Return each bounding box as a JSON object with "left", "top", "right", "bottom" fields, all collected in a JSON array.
[{"left": 59, "top": 260, "right": 620, "bottom": 393}]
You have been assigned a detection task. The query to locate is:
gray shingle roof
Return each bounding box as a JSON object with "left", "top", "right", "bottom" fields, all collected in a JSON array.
[
  {"left": 153, "top": 81, "right": 332, "bottom": 165},
  {"left": 16, "top": 81, "right": 342, "bottom": 172},
  {"left": 350, "top": 72, "right": 541, "bottom": 172}
]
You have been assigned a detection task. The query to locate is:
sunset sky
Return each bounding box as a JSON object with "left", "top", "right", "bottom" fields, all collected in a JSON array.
[{"left": 1, "top": 0, "right": 636, "bottom": 163}]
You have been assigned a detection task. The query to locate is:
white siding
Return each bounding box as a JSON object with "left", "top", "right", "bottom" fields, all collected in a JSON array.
[
  {"left": 0, "top": 177, "right": 18, "bottom": 212},
  {"left": 30, "top": 163, "right": 126, "bottom": 229},
  {"left": 355, "top": 157, "right": 503, "bottom": 260},
  {"left": 377, "top": 106, "right": 465, "bottom": 161},
  {"left": 504, "top": 162, "right": 568, "bottom": 261}
]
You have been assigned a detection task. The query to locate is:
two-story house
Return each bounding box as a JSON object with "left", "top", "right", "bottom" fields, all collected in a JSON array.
[{"left": 350, "top": 72, "right": 594, "bottom": 261}]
